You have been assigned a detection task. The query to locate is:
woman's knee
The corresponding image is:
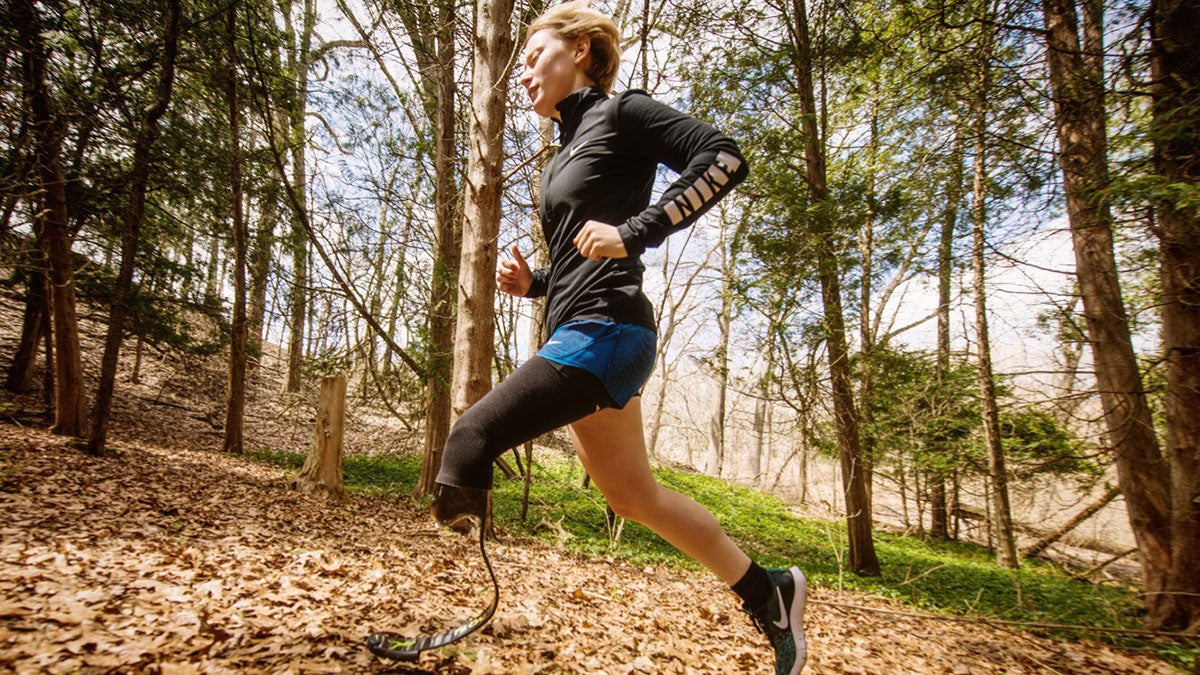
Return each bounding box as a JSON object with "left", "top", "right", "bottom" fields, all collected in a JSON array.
[{"left": 603, "top": 482, "right": 661, "bottom": 523}]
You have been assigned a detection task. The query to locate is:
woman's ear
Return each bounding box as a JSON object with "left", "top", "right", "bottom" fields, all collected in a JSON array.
[{"left": 572, "top": 36, "right": 591, "bottom": 65}]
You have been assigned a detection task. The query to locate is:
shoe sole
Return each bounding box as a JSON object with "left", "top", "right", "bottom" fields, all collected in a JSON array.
[{"left": 787, "top": 566, "right": 807, "bottom": 674}]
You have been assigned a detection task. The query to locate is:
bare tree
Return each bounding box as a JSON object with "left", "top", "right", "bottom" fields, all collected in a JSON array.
[{"left": 450, "top": 0, "right": 515, "bottom": 418}]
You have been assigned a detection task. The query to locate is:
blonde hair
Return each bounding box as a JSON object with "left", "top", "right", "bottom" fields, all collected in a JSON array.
[{"left": 527, "top": 1, "right": 622, "bottom": 93}]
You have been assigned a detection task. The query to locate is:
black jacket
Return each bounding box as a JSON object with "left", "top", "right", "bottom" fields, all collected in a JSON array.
[{"left": 527, "top": 86, "right": 748, "bottom": 335}]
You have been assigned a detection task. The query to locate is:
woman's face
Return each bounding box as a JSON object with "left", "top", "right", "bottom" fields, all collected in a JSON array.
[{"left": 518, "top": 29, "right": 592, "bottom": 120}]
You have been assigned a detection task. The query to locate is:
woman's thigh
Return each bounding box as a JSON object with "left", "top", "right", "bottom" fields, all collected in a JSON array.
[{"left": 568, "top": 397, "right": 659, "bottom": 510}]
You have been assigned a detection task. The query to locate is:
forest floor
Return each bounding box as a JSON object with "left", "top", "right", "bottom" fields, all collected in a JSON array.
[
  {"left": 0, "top": 292, "right": 1186, "bottom": 674},
  {"left": 0, "top": 425, "right": 1182, "bottom": 675}
]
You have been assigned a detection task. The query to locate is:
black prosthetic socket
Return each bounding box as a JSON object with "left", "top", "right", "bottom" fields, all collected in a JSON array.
[
  {"left": 433, "top": 483, "right": 489, "bottom": 534},
  {"left": 435, "top": 355, "right": 611, "bottom": 490}
]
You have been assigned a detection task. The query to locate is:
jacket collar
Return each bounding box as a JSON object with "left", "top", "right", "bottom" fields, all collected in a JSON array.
[{"left": 554, "top": 85, "right": 608, "bottom": 145}]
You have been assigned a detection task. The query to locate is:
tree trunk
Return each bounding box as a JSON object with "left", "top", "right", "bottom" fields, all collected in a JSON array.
[
  {"left": 648, "top": 239, "right": 678, "bottom": 462},
  {"left": 449, "top": 0, "right": 514, "bottom": 419},
  {"left": 707, "top": 216, "right": 734, "bottom": 477},
  {"left": 526, "top": 117, "right": 554, "bottom": 353},
  {"left": 131, "top": 335, "right": 144, "bottom": 384},
  {"left": 518, "top": 117, "right": 552, "bottom": 519},
  {"left": 1149, "top": 0, "right": 1200, "bottom": 631},
  {"left": 296, "top": 375, "right": 347, "bottom": 500},
  {"left": 285, "top": 0, "right": 316, "bottom": 393},
  {"left": 858, "top": 89, "right": 880, "bottom": 514},
  {"left": 223, "top": 0, "right": 248, "bottom": 455},
  {"left": 87, "top": 0, "right": 180, "bottom": 456},
  {"left": 749, "top": 342, "right": 772, "bottom": 481},
  {"left": 6, "top": 245, "right": 47, "bottom": 394},
  {"left": 417, "top": 0, "right": 462, "bottom": 497},
  {"left": 1042, "top": 0, "right": 1173, "bottom": 623},
  {"left": 39, "top": 268, "right": 55, "bottom": 408},
  {"left": 969, "top": 46, "right": 1018, "bottom": 569},
  {"left": 15, "top": 0, "right": 86, "bottom": 437},
  {"left": 930, "top": 125, "right": 965, "bottom": 541},
  {"left": 1051, "top": 295, "right": 1085, "bottom": 424},
  {"left": 247, "top": 176, "right": 278, "bottom": 362},
  {"left": 791, "top": 0, "right": 879, "bottom": 576},
  {"left": 205, "top": 229, "right": 221, "bottom": 302}
]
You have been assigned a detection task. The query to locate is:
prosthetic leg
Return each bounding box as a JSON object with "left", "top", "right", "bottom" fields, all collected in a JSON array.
[{"left": 365, "top": 484, "right": 498, "bottom": 662}]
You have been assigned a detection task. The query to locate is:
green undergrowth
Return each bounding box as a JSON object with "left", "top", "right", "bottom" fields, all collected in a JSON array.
[{"left": 246, "top": 446, "right": 1197, "bottom": 669}]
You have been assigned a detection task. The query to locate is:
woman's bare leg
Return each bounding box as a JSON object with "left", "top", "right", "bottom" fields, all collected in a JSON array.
[{"left": 568, "top": 397, "right": 751, "bottom": 585}]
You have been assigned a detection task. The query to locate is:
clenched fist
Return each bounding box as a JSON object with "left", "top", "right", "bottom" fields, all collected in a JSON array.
[
  {"left": 497, "top": 244, "right": 533, "bottom": 296},
  {"left": 573, "top": 220, "right": 627, "bottom": 261}
]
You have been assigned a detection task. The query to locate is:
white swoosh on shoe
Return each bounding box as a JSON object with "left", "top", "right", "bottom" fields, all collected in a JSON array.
[{"left": 773, "top": 585, "right": 790, "bottom": 629}]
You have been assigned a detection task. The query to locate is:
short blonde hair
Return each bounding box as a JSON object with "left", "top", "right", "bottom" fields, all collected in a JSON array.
[{"left": 527, "top": 1, "right": 622, "bottom": 93}]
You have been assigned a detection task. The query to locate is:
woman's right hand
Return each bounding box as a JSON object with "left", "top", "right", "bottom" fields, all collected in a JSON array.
[{"left": 496, "top": 244, "right": 533, "bottom": 297}]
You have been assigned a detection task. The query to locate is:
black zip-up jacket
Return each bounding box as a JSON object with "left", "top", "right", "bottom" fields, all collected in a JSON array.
[{"left": 526, "top": 86, "right": 749, "bottom": 335}]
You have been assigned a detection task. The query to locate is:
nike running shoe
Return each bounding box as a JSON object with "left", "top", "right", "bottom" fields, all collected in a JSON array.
[{"left": 744, "top": 566, "right": 807, "bottom": 675}]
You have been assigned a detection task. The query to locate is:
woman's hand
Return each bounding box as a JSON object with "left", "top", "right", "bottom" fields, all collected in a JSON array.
[
  {"left": 573, "top": 220, "right": 627, "bottom": 261},
  {"left": 496, "top": 244, "right": 533, "bottom": 297}
]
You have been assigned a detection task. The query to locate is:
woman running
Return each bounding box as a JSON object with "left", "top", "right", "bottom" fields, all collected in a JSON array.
[{"left": 433, "top": 2, "right": 807, "bottom": 672}]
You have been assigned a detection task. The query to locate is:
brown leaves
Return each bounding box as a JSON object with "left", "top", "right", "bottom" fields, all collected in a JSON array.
[{"left": 0, "top": 424, "right": 1178, "bottom": 674}]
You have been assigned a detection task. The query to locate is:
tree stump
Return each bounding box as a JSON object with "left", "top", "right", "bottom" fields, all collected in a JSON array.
[{"left": 296, "top": 375, "right": 347, "bottom": 501}]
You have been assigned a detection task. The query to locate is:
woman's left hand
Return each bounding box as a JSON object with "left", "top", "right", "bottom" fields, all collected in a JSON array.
[{"left": 573, "top": 220, "right": 628, "bottom": 261}]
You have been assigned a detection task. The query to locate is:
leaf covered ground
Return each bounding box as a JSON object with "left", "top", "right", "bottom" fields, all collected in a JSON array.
[
  {"left": 0, "top": 290, "right": 1184, "bottom": 674},
  {"left": 0, "top": 423, "right": 1180, "bottom": 674}
]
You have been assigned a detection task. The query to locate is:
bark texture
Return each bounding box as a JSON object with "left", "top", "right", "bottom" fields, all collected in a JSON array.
[
  {"left": 14, "top": 0, "right": 87, "bottom": 437},
  {"left": 790, "top": 0, "right": 879, "bottom": 576},
  {"left": 1150, "top": 0, "right": 1200, "bottom": 631},
  {"left": 1042, "top": 0, "right": 1173, "bottom": 623},
  {"left": 450, "top": 0, "right": 515, "bottom": 419}
]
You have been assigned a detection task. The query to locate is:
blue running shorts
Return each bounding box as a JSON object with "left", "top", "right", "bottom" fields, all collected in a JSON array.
[{"left": 536, "top": 320, "right": 657, "bottom": 408}]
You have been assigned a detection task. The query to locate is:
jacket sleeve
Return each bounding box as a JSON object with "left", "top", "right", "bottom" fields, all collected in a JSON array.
[
  {"left": 525, "top": 266, "right": 550, "bottom": 298},
  {"left": 612, "top": 90, "right": 750, "bottom": 257}
]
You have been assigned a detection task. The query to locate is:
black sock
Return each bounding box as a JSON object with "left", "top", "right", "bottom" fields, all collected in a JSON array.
[{"left": 731, "top": 561, "right": 773, "bottom": 610}]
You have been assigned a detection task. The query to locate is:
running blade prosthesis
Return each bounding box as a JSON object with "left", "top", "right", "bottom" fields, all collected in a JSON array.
[{"left": 366, "top": 520, "right": 498, "bottom": 662}]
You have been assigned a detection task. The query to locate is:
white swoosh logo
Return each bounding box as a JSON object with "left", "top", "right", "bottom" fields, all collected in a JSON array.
[
  {"left": 569, "top": 142, "right": 591, "bottom": 158},
  {"left": 773, "top": 586, "right": 789, "bottom": 629}
]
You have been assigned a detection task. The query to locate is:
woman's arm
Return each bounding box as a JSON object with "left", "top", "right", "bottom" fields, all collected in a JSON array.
[{"left": 612, "top": 91, "right": 750, "bottom": 257}]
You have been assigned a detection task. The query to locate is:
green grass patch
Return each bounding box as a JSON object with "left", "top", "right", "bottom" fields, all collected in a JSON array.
[
  {"left": 245, "top": 446, "right": 1197, "bottom": 668},
  {"left": 246, "top": 448, "right": 422, "bottom": 498}
]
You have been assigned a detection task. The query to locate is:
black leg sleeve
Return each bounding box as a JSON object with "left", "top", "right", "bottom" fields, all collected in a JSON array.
[{"left": 435, "top": 356, "right": 610, "bottom": 490}]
